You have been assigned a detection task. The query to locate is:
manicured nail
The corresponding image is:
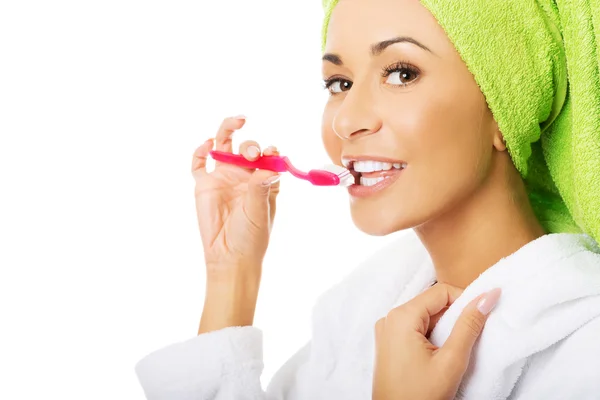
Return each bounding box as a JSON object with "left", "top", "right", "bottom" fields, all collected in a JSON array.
[
  {"left": 476, "top": 288, "right": 502, "bottom": 315},
  {"left": 262, "top": 175, "right": 281, "bottom": 186},
  {"left": 233, "top": 114, "right": 246, "bottom": 120},
  {"left": 247, "top": 146, "right": 260, "bottom": 158}
]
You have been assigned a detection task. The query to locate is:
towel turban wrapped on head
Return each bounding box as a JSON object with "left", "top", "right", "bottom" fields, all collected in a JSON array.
[{"left": 321, "top": 0, "right": 600, "bottom": 244}]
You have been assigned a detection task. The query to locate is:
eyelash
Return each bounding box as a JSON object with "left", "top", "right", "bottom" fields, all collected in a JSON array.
[{"left": 322, "top": 60, "right": 421, "bottom": 95}]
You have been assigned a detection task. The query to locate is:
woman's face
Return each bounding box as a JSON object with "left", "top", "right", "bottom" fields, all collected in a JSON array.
[{"left": 322, "top": 0, "right": 503, "bottom": 235}]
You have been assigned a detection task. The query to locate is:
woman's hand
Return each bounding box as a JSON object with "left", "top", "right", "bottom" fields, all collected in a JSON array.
[
  {"left": 191, "top": 116, "right": 281, "bottom": 276},
  {"left": 372, "top": 283, "right": 502, "bottom": 400},
  {"left": 192, "top": 116, "right": 282, "bottom": 334}
]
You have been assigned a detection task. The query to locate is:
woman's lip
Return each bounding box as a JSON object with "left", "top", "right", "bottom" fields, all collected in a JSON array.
[
  {"left": 341, "top": 155, "right": 407, "bottom": 167},
  {"left": 360, "top": 170, "right": 399, "bottom": 178},
  {"left": 348, "top": 169, "right": 403, "bottom": 198}
]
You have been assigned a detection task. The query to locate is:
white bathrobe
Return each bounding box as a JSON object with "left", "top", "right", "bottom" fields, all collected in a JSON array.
[{"left": 135, "top": 232, "right": 600, "bottom": 399}]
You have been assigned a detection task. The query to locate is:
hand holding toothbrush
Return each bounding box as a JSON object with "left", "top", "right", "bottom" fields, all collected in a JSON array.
[{"left": 191, "top": 115, "right": 281, "bottom": 334}]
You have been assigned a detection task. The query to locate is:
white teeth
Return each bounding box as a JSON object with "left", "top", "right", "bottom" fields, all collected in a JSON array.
[
  {"left": 352, "top": 160, "right": 403, "bottom": 172},
  {"left": 354, "top": 161, "right": 389, "bottom": 173},
  {"left": 354, "top": 161, "right": 376, "bottom": 173},
  {"left": 360, "top": 176, "right": 385, "bottom": 186},
  {"left": 341, "top": 158, "right": 407, "bottom": 174}
]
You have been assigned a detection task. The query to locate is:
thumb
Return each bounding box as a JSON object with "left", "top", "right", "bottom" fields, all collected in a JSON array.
[
  {"left": 438, "top": 288, "right": 502, "bottom": 369},
  {"left": 244, "top": 170, "right": 281, "bottom": 223}
]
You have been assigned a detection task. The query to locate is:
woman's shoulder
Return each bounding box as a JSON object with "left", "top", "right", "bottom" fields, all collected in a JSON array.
[
  {"left": 512, "top": 315, "right": 600, "bottom": 398},
  {"left": 546, "top": 233, "right": 600, "bottom": 284},
  {"left": 496, "top": 234, "right": 600, "bottom": 398}
]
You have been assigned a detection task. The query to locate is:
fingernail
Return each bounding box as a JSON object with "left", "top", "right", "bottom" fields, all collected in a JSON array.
[
  {"left": 262, "top": 175, "right": 281, "bottom": 186},
  {"left": 247, "top": 146, "right": 260, "bottom": 158},
  {"left": 233, "top": 114, "right": 246, "bottom": 120},
  {"left": 476, "top": 288, "right": 502, "bottom": 315}
]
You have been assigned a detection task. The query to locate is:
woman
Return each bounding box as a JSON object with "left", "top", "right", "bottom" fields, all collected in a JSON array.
[{"left": 136, "top": 0, "right": 600, "bottom": 398}]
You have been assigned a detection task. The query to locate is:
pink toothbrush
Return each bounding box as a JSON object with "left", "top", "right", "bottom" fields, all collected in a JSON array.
[{"left": 209, "top": 150, "right": 355, "bottom": 187}]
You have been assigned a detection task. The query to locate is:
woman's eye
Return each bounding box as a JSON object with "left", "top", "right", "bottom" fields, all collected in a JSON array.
[
  {"left": 327, "top": 79, "right": 352, "bottom": 94},
  {"left": 385, "top": 68, "right": 418, "bottom": 86}
]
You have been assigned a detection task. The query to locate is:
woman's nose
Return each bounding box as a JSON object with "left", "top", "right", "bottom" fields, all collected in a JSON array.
[{"left": 332, "top": 84, "right": 382, "bottom": 140}]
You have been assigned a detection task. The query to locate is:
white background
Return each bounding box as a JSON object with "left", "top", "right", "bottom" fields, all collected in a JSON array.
[{"left": 0, "top": 1, "right": 404, "bottom": 398}]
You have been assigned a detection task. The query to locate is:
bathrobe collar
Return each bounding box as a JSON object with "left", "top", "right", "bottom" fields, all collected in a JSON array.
[
  {"left": 310, "top": 232, "right": 600, "bottom": 399},
  {"left": 429, "top": 233, "right": 600, "bottom": 399}
]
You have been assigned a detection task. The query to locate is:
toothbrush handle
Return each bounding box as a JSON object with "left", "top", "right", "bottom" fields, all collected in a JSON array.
[{"left": 209, "top": 150, "right": 290, "bottom": 173}]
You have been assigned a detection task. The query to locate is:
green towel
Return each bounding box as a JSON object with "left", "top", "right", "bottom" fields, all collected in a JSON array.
[{"left": 321, "top": 0, "right": 600, "bottom": 244}]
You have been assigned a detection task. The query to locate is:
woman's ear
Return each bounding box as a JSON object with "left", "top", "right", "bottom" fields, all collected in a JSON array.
[{"left": 492, "top": 123, "right": 507, "bottom": 151}]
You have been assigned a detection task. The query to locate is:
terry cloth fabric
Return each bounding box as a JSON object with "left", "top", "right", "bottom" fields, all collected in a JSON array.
[{"left": 134, "top": 232, "right": 600, "bottom": 399}]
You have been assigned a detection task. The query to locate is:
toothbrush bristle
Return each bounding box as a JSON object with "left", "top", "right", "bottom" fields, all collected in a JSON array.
[
  {"left": 321, "top": 164, "right": 355, "bottom": 187},
  {"left": 339, "top": 173, "right": 356, "bottom": 187},
  {"left": 321, "top": 164, "right": 348, "bottom": 174}
]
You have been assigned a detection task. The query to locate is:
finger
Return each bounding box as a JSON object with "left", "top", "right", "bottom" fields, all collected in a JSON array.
[
  {"left": 263, "top": 146, "right": 281, "bottom": 188},
  {"left": 427, "top": 307, "right": 448, "bottom": 337},
  {"left": 374, "top": 317, "right": 385, "bottom": 341},
  {"left": 437, "top": 288, "right": 502, "bottom": 368},
  {"left": 244, "top": 169, "right": 281, "bottom": 226},
  {"left": 263, "top": 145, "right": 279, "bottom": 156},
  {"left": 373, "top": 318, "right": 385, "bottom": 357},
  {"left": 191, "top": 138, "right": 214, "bottom": 177},
  {"left": 409, "top": 283, "right": 463, "bottom": 316},
  {"left": 215, "top": 115, "right": 246, "bottom": 152},
  {"left": 263, "top": 146, "right": 281, "bottom": 221},
  {"left": 268, "top": 177, "right": 281, "bottom": 223},
  {"left": 239, "top": 140, "right": 262, "bottom": 161},
  {"left": 399, "top": 283, "right": 464, "bottom": 335}
]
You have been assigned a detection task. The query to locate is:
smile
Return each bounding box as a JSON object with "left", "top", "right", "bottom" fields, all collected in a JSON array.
[{"left": 341, "top": 156, "right": 407, "bottom": 197}]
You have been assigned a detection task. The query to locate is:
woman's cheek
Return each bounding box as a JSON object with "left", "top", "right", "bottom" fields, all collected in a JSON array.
[{"left": 322, "top": 110, "right": 342, "bottom": 164}]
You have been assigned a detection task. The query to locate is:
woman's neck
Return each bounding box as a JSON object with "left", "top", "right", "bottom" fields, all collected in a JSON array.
[{"left": 414, "top": 158, "right": 546, "bottom": 289}]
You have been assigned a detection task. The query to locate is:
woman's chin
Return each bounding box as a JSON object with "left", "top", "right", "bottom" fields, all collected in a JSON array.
[{"left": 350, "top": 211, "right": 413, "bottom": 236}]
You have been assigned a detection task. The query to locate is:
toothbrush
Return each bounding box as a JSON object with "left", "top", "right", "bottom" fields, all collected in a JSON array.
[{"left": 209, "top": 150, "right": 355, "bottom": 187}]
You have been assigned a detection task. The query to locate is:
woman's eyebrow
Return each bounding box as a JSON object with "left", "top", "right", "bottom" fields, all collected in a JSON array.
[
  {"left": 371, "top": 36, "right": 435, "bottom": 56},
  {"left": 322, "top": 36, "right": 435, "bottom": 65},
  {"left": 322, "top": 53, "right": 343, "bottom": 65}
]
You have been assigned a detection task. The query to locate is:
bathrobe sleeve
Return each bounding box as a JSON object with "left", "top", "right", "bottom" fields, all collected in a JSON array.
[{"left": 135, "top": 326, "right": 310, "bottom": 400}]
